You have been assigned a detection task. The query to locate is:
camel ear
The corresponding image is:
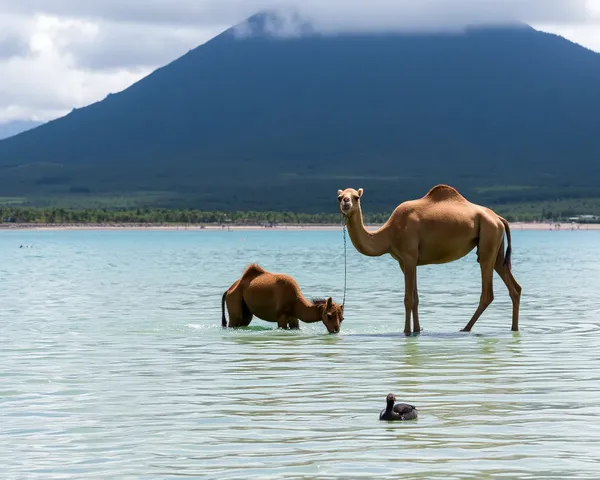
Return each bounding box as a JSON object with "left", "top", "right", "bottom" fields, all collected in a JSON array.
[
  {"left": 357, "top": 188, "right": 364, "bottom": 198},
  {"left": 337, "top": 189, "right": 343, "bottom": 196},
  {"left": 326, "top": 297, "right": 333, "bottom": 309}
]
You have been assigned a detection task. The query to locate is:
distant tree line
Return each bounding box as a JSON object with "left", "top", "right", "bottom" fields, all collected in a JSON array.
[
  {"left": 1, "top": 205, "right": 599, "bottom": 225},
  {"left": 0, "top": 207, "right": 350, "bottom": 225}
]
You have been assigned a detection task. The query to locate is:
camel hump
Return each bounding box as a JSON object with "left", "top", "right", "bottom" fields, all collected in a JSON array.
[
  {"left": 242, "top": 263, "right": 266, "bottom": 278},
  {"left": 423, "top": 184, "right": 466, "bottom": 202}
]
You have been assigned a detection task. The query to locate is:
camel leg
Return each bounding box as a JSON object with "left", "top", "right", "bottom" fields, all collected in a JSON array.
[
  {"left": 494, "top": 247, "right": 522, "bottom": 332},
  {"left": 239, "top": 298, "right": 253, "bottom": 327},
  {"left": 225, "top": 281, "right": 246, "bottom": 328},
  {"left": 413, "top": 286, "right": 421, "bottom": 333},
  {"left": 400, "top": 261, "right": 421, "bottom": 334},
  {"left": 461, "top": 257, "right": 495, "bottom": 333},
  {"left": 277, "top": 315, "right": 289, "bottom": 330},
  {"left": 288, "top": 317, "right": 300, "bottom": 329},
  {"left": 403, "top": 264, "right": 417, "bottom": 336},
  {"left": 398, "top": 260, "right": 421, "bottom": 335}
]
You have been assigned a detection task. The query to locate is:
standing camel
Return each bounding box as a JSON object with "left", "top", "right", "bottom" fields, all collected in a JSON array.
[{"left": 337, "top": 184, "right": 521, "bottom": 335}]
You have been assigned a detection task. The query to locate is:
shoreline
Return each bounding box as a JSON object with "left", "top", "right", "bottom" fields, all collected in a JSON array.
[{"left": 1, "top": 222, "right": 599, "bottom": 231}]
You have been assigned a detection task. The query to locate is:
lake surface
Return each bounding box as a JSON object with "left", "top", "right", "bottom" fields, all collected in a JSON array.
[{"left": 1, "top": 228, "right": 600, "bottom": 479}]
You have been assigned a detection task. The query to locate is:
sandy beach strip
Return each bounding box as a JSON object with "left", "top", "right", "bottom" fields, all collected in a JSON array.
[{"left": 1, "top": 222, "right": 599, "bottom": 231}]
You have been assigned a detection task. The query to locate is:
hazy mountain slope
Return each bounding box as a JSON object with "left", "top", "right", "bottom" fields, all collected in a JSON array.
[{"left": 0, "top": 120, "right": 43, "bottom": 140}]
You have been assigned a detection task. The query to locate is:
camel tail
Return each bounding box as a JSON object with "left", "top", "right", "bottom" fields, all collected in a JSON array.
[
  {"left": 221, "top": 290, "right": 228, "bottom": 328},
  {"left": 499, "top": 216, "right": 512, "bottom": 270}
]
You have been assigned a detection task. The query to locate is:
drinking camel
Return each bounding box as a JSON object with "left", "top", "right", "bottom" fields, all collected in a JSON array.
[
  {"left": 337, "top": 184, "right": 521, "bottom": 335},
  {"left": 221, "top": 263, "right": 344, "bottom": 333}
]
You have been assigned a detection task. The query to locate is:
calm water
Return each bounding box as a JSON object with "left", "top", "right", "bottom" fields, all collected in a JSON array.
[{"left": 1, "top": 228, "right": 600, "bottom": 479}]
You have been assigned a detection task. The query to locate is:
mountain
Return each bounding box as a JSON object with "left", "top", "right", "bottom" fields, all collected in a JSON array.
[
  {"left": 0, "top": 120, "right": 43, "bottom": 140},
  {"left": 1, "top": 13, "right": 600, "bottom": 212}
]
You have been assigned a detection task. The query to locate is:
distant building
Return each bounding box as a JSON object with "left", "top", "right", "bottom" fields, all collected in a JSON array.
[{"left": 567, "top": 215, "right": 600, "bottom": 223}]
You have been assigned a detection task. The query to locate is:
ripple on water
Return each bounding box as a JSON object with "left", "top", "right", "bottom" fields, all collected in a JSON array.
[{"left": 1, "top": 229, "right": 600, "bottom": 479}]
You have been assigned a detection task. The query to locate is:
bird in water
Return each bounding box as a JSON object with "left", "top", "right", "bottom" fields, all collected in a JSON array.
[{"left": 379, "top": 393, "right": 418, "bottom": 421}]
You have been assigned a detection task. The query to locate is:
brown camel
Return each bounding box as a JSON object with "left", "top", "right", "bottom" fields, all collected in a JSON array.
[
  {"left": 221, "top": 263, "right": 344, "bottom": 333},
  {"left": 337, "top": 184, "right": 521, "bottom": 335}
]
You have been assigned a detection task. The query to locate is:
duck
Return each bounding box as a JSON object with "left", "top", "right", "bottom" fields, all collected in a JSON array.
[{"left": 379, "top": 393, "right": 418, "bottom": 421}]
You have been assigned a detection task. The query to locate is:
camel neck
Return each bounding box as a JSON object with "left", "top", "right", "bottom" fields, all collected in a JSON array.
[
  {"left": 346, "top": 206, "right": 390, "bottom": 257},
  {"left": 294, "top": 297, "right": 323, "bottom": 323}
]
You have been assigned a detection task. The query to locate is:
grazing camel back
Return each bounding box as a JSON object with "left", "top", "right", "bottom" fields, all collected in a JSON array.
[
  {"left": 337, "top": 184, "right": 521, "bottom": 335},
  {"left": 221, "top": 263, "right": 344, "bottom": 333}
]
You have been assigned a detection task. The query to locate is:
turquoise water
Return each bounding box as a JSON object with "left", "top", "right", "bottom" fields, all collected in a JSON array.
[{"left": 1, "top": 228, "right": 600, "bottom": 479}]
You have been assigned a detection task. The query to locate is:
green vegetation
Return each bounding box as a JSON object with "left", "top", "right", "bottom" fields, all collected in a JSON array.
[
  {"left": 2, "top": 197, "right": 600, "bottom": 225},
  {"left": 492, "top": 198, "right": 600, "bottom": 222},
  {"left": 0, "top": 206, "right": 345, "bottom": 225}
]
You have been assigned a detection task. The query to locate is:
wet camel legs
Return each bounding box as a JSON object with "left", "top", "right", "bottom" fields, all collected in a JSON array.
[
  {"left": 395, "top": 226, "right": 520, "bottom": 334},
  {"left": 413, "top": 288, "right": 420, "bottom": 333},
  {"left": 401, "top": 262, "right": 420, "bottom": 336},
  {"left": 494, "top": 248, "right": 522, "bottom": 332},
  {"left": 277, "top": 315, "right": 288, "bottom": 329},
  {"left": 224, "top": 285, "right": 253, "bottom": 328},
  {"left": 462, "top": 236, "right": 522, "bottom": 333},
  {"left": 461, "top": 254, "right": 495, "bottom": 332},
  {"left": 276, "top": 315, "right": 300, "bottom": 330}
]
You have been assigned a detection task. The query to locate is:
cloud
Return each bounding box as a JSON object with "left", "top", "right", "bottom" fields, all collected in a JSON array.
[
  {"left": 536, "top": 22, "right": 600, "bottom": 52},
  {"left": 0, "top": 14, "right": 154, "bottom": 122},
  {"left": 2, "top": 0, "right": 599, "bottom": 28},
  {"left": 0, "top": 0, "right": 599, "bottom": 124},
  {"left": 0, "top": 32, "right": 29, "bottom": 60},
  {"left": 68, "top": 22, "right": 228, "bottom": 70},
  {"left": 0, "top": 12, "right": 223, "bottom": 122},
  {"left": 244, "top": 0, "right": 597, "bottom": 35},
  {"left": 0, "top": 0, "right": 262, "bottom": 27}
]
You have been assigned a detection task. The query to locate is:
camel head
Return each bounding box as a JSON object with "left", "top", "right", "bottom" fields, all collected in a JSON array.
[
  {"left": 314, "top": 297, "right": 344, "bottom": 333},
  {"left": 337, "top": 188, "right": 363, "bottom": 217}
]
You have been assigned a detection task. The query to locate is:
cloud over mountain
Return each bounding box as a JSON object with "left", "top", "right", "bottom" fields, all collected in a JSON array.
[{"left": 0, "top": 0, "right": 598, "bottom": 123}]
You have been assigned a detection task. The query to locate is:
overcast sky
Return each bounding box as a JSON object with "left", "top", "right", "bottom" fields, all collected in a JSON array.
[{"left": 0, "top": 0, "right": 599, "bottom": 124}]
